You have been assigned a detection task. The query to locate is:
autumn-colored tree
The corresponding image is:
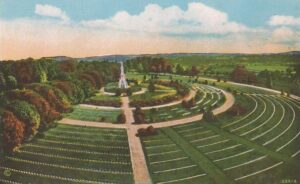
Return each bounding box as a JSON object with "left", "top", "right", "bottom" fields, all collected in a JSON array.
[
  {"left": 231, "top": 65, "right": 248, "bottom": 83},
  {"left": 1, "top": 111, "right": 25, "bottom": 153},
  {"left": 87, "top": 70, "right": 104, "bottom": 88},
  {"left": 7, "top": 90, "right": 61, "bottom": 130},
  {"left": 28, "top": 84, "right": 71, "bottom": 113},
  {"left": 12, "top": 60, "right": 34, "bottom": 84},
  {"left": 231, "top": 65, "right": 256, "bottom": 84},
  {"left": 190, "top": 65, "right": 200, "bottom": 76},
  {"left": 80, "top": 73, "right": 97, "bottom": 88},
  {"left": 58, "top": 60, "right": 76, "bottom": 73}
]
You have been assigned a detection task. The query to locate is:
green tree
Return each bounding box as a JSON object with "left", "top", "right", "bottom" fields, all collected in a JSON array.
[
  {"left": 0, "top": 72, "right": 6, "bottom": 91},
  {"left": 7, "top": 100, "right": 40, "bottom": 140},
  {"left": 6, "top": 75, "right": 17, "bottom": 89},
  {"left": 266, "top": 72, "right": 273, "bottom": 88},
  {"left": 175, "top": 64, "right": 184, "bottom": 75}
]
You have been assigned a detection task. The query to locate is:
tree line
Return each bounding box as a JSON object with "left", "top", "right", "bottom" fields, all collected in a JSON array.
[{"left": 0, "top": 58, "right": 120, "bottom": 155}]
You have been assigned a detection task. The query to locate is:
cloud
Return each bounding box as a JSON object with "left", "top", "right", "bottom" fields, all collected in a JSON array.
[
  {"left": 1, "top": 2, "right": 299, "bottom": 60},
  {"left": 35, "top": 4, "right": 69, "bottom": 22},
  {"left": 268, "top": 15, "right": 300, "bottom": 26},
  {"left": 271, "top": 27, "right": 300, "bottom": 43},
  {"left": 81, "top": 2, "right": 250, "bottom": 35},
  {"left": 0, "top": 18, "right": 295, "bottom": 60}
]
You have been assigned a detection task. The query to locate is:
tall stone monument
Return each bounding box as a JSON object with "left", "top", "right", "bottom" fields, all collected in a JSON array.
[{"left": 118, "top": 62, "right": 128, "bottom": 88}]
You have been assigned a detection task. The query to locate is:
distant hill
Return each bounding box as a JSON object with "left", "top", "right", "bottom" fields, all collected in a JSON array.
[
  {"left": 42, "top": 51, "right": 300, "bottom": 62},
  {"left": 274, "top": 51, "right": 300, "bottom": 56},
  {"left": 76, "top": 55, "right": 138, "bottom": 62},
  {"left": 42, "top": 56, "right": 74, "bottom": 62}
]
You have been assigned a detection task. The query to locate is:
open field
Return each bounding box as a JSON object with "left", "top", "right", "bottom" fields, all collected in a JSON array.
[
  {"left": 0, "top": 124, "right": 133, "bottom": 184},
  {"left": 65, "top": 106, "right": 121, "bottom": 123},
  {"left": 168, "top": 55, "right": 298, "bottom": 73}
]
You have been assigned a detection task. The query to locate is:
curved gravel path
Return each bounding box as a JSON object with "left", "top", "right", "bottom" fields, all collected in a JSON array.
[{"left": 60, "top": 88, "right": 233, "bottom": 129}]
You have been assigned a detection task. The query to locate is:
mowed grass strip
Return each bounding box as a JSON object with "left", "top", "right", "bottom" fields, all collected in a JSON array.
[
  {"left": 203, "top": 123, "right": 299, "bottom": 168},
  {"left": 162, "top": 127, "right": 234, "bottom": 184}
]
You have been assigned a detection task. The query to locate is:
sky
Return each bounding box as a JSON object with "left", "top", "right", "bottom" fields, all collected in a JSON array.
[{"left": 0, "top": 0, "right": 300, "bottom": 60}]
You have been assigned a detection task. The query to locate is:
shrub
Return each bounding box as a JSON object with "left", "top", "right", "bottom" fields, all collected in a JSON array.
[
  {"left": 148, "top": 81, "right": 155, "bottom": 92},
  {"left": 228, "top": 103, "right": 247, "bottom": 116},
  {"left": 115, "top": 88, "right": 121, "bottom": 96},
  {"left": 182, "top": 100, "right": 189, "bottom": 108},
  {"left": 7, "top": 100, "right": 40, "bottom": 140},
  {"left": 203, "top": 110, "right": 216, "bottom": 122},
  {"left": 182, "top": 98, "right": 195, "bottom": 109},
  {"left": 126, "top": 88, "right": 132, "bottom": 96},
  {"left": 137, "top": 126, "right": 157, "bottom": 137},
  {"left": 195, "top": 91, "right": 202, "bottom": 100},
  {"left": 117, "top": 113, "right": 126, "bottom": 124},
  {"left": 134, "top": 106, "right": 145, "bottom": 124},
  {"left": 1, "top": 111, "right": 24, "bottom": 153}
]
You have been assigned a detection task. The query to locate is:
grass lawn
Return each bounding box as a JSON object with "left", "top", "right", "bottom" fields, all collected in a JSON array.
[
  {"left": 129, "top": 83, "right": 179, "bottom": 107},
  {"left": 85, "top": 92, "right": 122, "bottom": 107},
  {"left": 141, "top": 92, "right": 300, "bottom": 183},
  {"left": 65, "top": 106, "right": 121, "bottom": 123},
  {"left": 144, "top": 84, "right": 225, "bottom": 123}
]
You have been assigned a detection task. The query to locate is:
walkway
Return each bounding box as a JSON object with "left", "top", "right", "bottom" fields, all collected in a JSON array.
[
  {"left": 122, "top": 96, "right": 152, "bottom": 184},
  {"left": 135, "top": 89, "right": 234, "bottom": 128}
]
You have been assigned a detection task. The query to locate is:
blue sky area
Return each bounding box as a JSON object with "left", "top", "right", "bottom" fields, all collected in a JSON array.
[{"left": 1, "top": 0, "right": 300, "bottom": 27}]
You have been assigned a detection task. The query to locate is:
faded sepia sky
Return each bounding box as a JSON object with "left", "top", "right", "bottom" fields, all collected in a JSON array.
[{"left": 1, "top": 0, "right": 300, "bottom": 60}]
